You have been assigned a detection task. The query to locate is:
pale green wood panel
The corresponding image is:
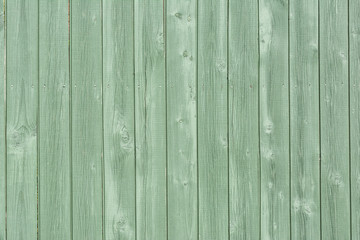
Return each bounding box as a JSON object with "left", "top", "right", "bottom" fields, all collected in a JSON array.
[
  {"left": 0, "top": 1, "right": 5, "bottom": 239},
  {"left": 134, "top": 0, "right": 167, "bottom": 239},
  {"left": 228, "top": 0, "right": 259, "bottom": 239},
  {"left": 289, "top": 0, "right": 320, "bottom": 239},
  {"left": 320, "top": 0, "right": 350, "bottom": 239},
  {"left": 103, "top": 0, "right": 135, "bottom": 239},
  {"left": 166, "top": 0, "right": 197, "bottom": 239},
  {"left": 198, "top": 0, "right": 228, "bottom": 239},
  {"left": 259, "top": 0, "right": 290, "bottom": 239},
  {"left": 350, "top": 0, "right": 360, "bottom": 238},
  {"left": 39, "top": 0, "right": 71, "bottom": 239},
  {"left": 6, "top": 0, "right": 38, "bottom": 239},
  {"left": 71, "top": 0, "right": 103, "bottom": 239}
]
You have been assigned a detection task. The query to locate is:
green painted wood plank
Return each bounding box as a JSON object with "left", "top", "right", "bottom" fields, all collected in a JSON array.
[
  {"left": 198, "top": 0, "right": 228, "bottom": 239},
  {"left": 6, "top": 0, "right": 38, "bottom": 239},
  {"left": 0, "top": 1, "right": 5, "bottom": 240},
  {"left": 166, "top": 1, "right": 197, "bottom": 239},
  {"left": 38, "top": 0, "right": 70, "bottom": 239},
  {"left": 103, "top": 0, "right": 135, "bottom": 239},
  {"left": 351, "top": 0, "right": 360, "bottom": 238},
  {"left": 228, "top": 0, "right": 259, "bottom": 239},
  {"left": 259, "top": 0, "right": 290, "bottom": 239},
  {"left": 289, "top": 0, "right": 320, "bottom": 239},
  {"left": 71, "top": 0, "right": 103, "bottom": 239},
  {"left": 320, "top": 0, "right": 350, "bottom": 239},
  {"left": 134, "top": 0, "right": 167, "bottom": 239}
]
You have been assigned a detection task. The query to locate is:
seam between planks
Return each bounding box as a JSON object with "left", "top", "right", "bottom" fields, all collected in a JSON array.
[
  {"left": 288, "top": 0, "right": 292, "bottom": 239},
  {"left": 3, "top": 0, "right": 6, "bottom": 238},
  {"left": 226, "top": 0, "right": 230, "bottom": 239},
  {"left": 69, "top": 0, "right": 73, "bottom": 239},
  {"left": 257, "top": 0, "right": 261, "bottom": 238},
  {"left": 196, "top": 0, "right": 199, "bottom": 238},
  {"left": 318, "top": 0, "right": 322, "bottom": 238},
  {"left": 100, "top": 0, "right": 105, "bottom": 239},
  {"left": 348, "top": 0, "right": 352, "bottom": 238},
  {"left": 133, "top": 0, "right": 137, "bottom": 238}
]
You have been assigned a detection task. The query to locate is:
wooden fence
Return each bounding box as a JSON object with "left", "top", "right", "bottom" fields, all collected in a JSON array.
[{"left": 0, "top": 0, "right": 359, "bottom": 239}]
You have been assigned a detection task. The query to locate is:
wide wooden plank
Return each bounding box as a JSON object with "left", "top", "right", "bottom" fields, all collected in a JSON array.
[
  {"left": 289, "top": 0, "right": 320, "bottom": 239},
  {"left": 103, "top": 0, "right": 135, "bottom": 239},
  {"left": 228, "top": 0, "right": 259, "bottom": 239},
  {"left": 198, "top": 0, "right": 228, "bottom": 239},
  {"left": 350, "top": 0, "right": 360, "bottom": 239},
  {"left": 259, "top": 0, "right": 290, "bottom": 239},
  {"left": 0, "top": 2, "right": 5, "bottom": 240},
  {"left": 6, "top": 0, "right": 38, "bottom": 239},
  {"left": 320, "top": 0, "right": 350, "bottom": 239},
  {"left": 166, "top": 0, "right": 197, "bottom": 239},
  {"left": 71, "top": 0, "right": 103, "bottom": 239},
  {"left": 38, "top": 0, "right": 70, "bottom": 239},
  {"left": 134, "top": 0, "right": 167, "bottom": 239}
]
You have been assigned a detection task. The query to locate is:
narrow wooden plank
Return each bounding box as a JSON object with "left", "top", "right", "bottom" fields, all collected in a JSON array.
[
  {"left": 38, "top": 0, "right": 70, "bottom": 239},
  {"left": 198, "top": 0, "right": 228, "bottom": 239},
  {"left": 0, "top": 1, "right": 5, "bottom": 239},
  {"left": 134, "top": 0, "right": 167, "bottom": 239},
  {"left": 6, "top": 0, "right": 38, "bottom": 239},
  {"left": 289, "top": 0, "right": 320, "bottom": 239},
  {"left": 350, "top": 0, "right": 360, "bottom": 239},
  {"left": 320, "top": 0, "right": 350, "bottom": 239},
  {"left": 166, "top": 1, "right": 197, "bottom": 239},
  {"left": 71, "top": 0, "right": 103, "bottom": 239},
  {"left": 259, "top": 0, "right": 290, "bottom": 239},
  {"left": 228, "top": 0, "right": 259, "bottom": 239},
  {"left": 103, "top": 0, "right": 135, "bottom": 239}
]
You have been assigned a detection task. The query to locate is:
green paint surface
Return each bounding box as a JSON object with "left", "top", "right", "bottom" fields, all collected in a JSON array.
[{"left": 0, "top": 1, "right": 358, "bottom": 239}]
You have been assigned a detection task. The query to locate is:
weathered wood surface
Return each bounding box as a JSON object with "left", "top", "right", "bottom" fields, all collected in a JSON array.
[
  {"left": 1, "top": 1, "right": 360, "bottom": 239},
  {"left": 259, "top": 0, "right": 290, "bottom": 239},
  {"left": 71, "top": 0, "right": 103, "bottom": 239},
  {"left": 166, "top": 0, "right": 197, "bottom": 239},
  {"left": 320, "top": 0, "right": 351, "bottom": 239},
  {"left": 134, "top": 0, "right": 167, "bottom": 239},
  {"left": 289, "top": 0, "right": 320, "bottom": 239},
  {"left": 228, "top": 0, "right": 260, "bottom": 239},
  {"left": 198, "top": 0, "right": 228, "bottom": 239},
  {"left": 39, "top": 0, "right": 71, "bottom": 239},
  {"left": 6, "top": 0, "right": 38, "bottom": 239},
  {"left": 103, "top": 0, "right": 136, "bottom": 239}
]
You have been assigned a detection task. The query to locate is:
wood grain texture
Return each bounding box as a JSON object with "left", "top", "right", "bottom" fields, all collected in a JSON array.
[
  {"left": 0, "top": 1, "right": 5, "bottom": 240},
  {"left": 6, "top": 0, "right": 38, "bottom": 239},
  {"left": 38, "top": 0, "right": 70, "bottom": 239},
  {"left": 350, "top": 0, "right": 360, "bottom": 239},
  {"left": 103, "top": 0, "right": 135, "bottom": 239},
  {"left": 289, "top": 0, "right": 320, "bottom": 239},
  {"left": 71, "top": 0, "right": 103, "bottom": 239},
  {"left": 320, "top": 0, "right": 350, "bottom": 239},
  {"left": 198, "top": 0, "right": 228, "bottom": 239},
  {"left": 166, "top": 0, "right": 197, "bottom": 239},
  {"left": 228, "top": 0, "right": 259, "bottom": 239},
  {"left": 134, "top": 0, "right": 167, "bottom": 239},
  {"left": 259, "top": 0, "right": 290, "bottom": 239}
]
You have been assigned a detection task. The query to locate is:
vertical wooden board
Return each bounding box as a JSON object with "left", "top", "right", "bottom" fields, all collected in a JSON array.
[
  {"left": 228, "top": 0, "right": 259, "bottom": 239},
  {"left": 71, "top": 0, "right": 103, "bottom": 239},
  {"left": 166, "top": 0, "right": 197, "bottom": 239},
  {"left": 134, "top": 0, "right": 167, "bottom": 239},
  {"left": 289, "top": 0, "right": 320, "bottom": 239},
  {"left": 197, "top": 0, "right": 228, "bottom": 239},
  {"left": 259, "top": 0, "right": 290, "bottom": 239},
  {"left": 38, "top": 0, "right": 70, "bottom": 239},
  {"left": 6, "top": 0, "right": 38, "bottom": 239},
  {"left": 0, "top": 1, "right": 5, "bottom": 239},
  {"left": 350, "top": 0, "right": 360, "bottom": 238},
  {"left": 320, "top": 0, "right": 350, "bottom": 239},
  {"left": 103, "top": 0, "right": 135, "bottom": 239}
]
